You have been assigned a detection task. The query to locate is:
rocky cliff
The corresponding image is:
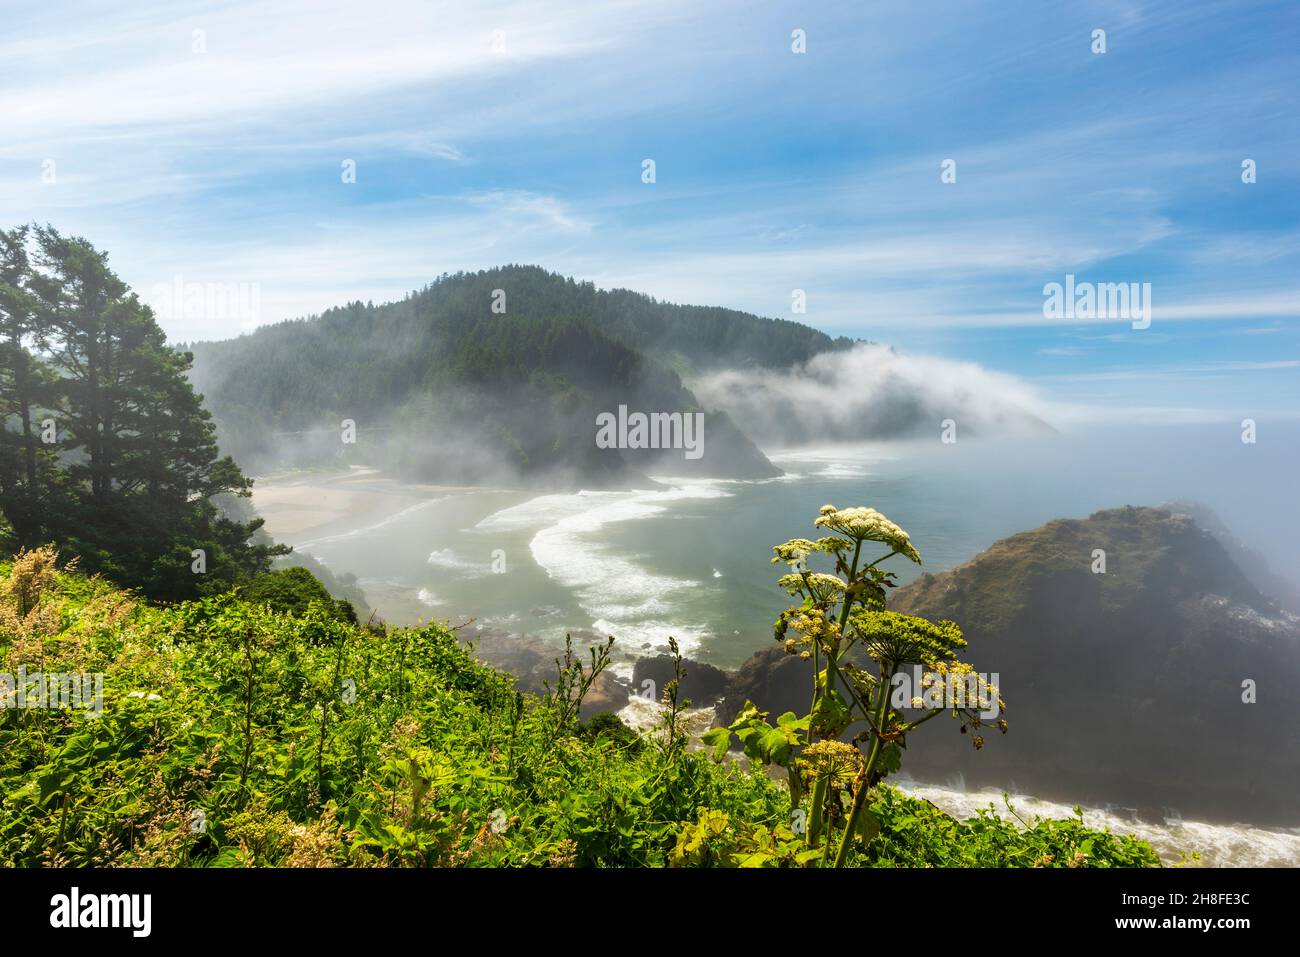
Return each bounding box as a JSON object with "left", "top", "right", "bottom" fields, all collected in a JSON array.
[{"left": 716, "top": 506, "right": 1300, "bottom": 825}]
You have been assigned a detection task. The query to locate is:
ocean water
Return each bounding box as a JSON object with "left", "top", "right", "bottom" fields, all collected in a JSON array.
[
  {"left": 293, "top": 422, "right": 1298, "bottom": 667},
  {"left": 272, "top": 422, "right": 1300, "bottom": 865}
]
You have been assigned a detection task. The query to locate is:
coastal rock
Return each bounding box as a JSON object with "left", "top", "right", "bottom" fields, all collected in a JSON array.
[
  {"left": 579, "top": 670, "right": 633, "bottom": 720},
  {"left": 464, "top": 627, "right": 630, "bottom": 718},
  {"left": 632, "top": 654, "right": 729, "bottom": 704},
  {"left": 714, "top": 506, "right": 1300, "bottom": 826},
  {"left": 715, "top": 645, "right": 810, "bottom": 727},
  {"left": 891, "top": 506, "right": 1300, "bottom": 824},
  {"left": 463, "top": 628, "right": 550, "bottom": 690}
]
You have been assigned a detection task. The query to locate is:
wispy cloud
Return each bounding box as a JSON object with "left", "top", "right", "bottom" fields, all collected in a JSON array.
[
  {"left": 1043, "top": 360, "right": 1300, "bottom": 383},
  {"left": 3, "top": 0, "right": 1297, "bottom": 420}
]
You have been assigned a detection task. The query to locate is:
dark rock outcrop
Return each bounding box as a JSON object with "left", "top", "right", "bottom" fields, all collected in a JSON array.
[
  {"left": 462, "top": 627, "right": 631, "bottom": 720},
  {"left": 579, "top": 671, "right": 633, "bottom": 719},
  {"left": 717, "top": 506, "right": 1300, "bottom": 825},
  {"left": 632, "top": 654, "right": 729, "bottom": 704},
  {"left": 715, "top": 645, "right": 809, "bottom": 727}
]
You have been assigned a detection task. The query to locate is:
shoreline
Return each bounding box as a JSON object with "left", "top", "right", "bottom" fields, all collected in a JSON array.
[{"left": 252, "top": 465, "right": 489, "bottom": 542}]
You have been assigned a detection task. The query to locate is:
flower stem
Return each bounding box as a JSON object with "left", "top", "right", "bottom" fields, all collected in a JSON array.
[
  {"left": 834, "top": 664, "right": 894, "bottom": 867},
  {"left": 807, "top": 540, "right": 862, "bottom": 855}
]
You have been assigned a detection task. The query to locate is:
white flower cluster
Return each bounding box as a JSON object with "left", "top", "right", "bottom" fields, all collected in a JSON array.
[
  {"left": 814, "top": 505, "right": 921, "bottom": 563},
  {"left": 777, "top": 571, "right": 846, "bottom": 599}
]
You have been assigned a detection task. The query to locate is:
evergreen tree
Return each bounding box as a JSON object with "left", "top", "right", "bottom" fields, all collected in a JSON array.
[
  {"left": 0, "top": 225, "right": 286, "bottom": 599},
  {"left": 0, "top": 226, "right": 61, "bottom": 545}
]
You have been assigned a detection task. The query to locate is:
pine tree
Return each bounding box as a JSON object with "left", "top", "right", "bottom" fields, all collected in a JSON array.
[
  {"left": 0, "top": 225, "right": 61, "bottom": 546},
  {"left": 0, "top": 225, "right": 286, "bottom": 599}
]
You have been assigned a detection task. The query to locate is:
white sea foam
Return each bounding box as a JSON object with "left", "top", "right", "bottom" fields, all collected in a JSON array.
[
  {"left": 815, "top": 463, "right": 868, "bottom": 478},
  {"left": 295, "top": 496, "right": 447, "bottom": 549},
  {"left": 415, "top": 588, "right": 444, "bottom": 607},
  {"left": 760, "top": 445, "right": 903, "bottom": 482},
  {"left": 648, "top": 472, "right": 801, "bottom": 487},
  {"left": 618, "top": 698, "right": 718, "bottom": 738},
  {"left": 426, "top": 547, "right": 487, "bottom": 575},
  {"left": 896, "top": 779, "right": 1300, "bottom": 867},
  {"left": 768, "top": 444, "right": 898, "bottom": 467},
  {"left": 527, "top": 484, "right": 731, "bottom": 657},
  {"left": 473, "top": 490, "right": 626, "bottom": 533}
]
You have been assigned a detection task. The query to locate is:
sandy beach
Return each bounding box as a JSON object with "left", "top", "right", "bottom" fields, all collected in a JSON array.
[{"left": 251, "top": 466, "right": 480, "bottom": 543}]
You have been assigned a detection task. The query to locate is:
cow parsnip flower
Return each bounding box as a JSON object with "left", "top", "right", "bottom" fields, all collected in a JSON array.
[
  {"left": 788, "top": 607, "right": 841, "bottom": 645},
  {"left": 777, "top": 606, "right": 843, "bottom": 659},
  {"left": 777, "top": 572, "right": 846, "bottom": 602},
  {"left": 797, "top": 740, "right": 863, "bottom": 787},
  {"left": 762, "top": 506, "right": 1008, "bottom": 867},
  {"left": 850, "top": 609, "right": 966, "bottom": 667},
  {"left": 815, "top": 535, "right": 854, "bottom": 555},
  {"left": 814, "top": 505, "right": 921, "bottom": 564},
  {"left": 771, "top": 539, "right": 819, "bottom": 566}
]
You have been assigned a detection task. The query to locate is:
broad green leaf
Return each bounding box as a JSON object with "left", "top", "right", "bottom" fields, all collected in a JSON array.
[{"left": 701, "top": 727, "right": 732, "bottom": 763}]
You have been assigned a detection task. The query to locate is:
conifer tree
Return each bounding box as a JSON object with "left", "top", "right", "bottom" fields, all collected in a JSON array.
[
  {"left": 0, "top": 225, "right": 285, "bottom": 598},
  {"left": 0, "top": 225, "right": 60, "bottom": 546}
]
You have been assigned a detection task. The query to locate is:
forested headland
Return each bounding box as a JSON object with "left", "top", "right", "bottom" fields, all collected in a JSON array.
[{"left": 185, "top": 265, "right": 853, "bottom": 484}]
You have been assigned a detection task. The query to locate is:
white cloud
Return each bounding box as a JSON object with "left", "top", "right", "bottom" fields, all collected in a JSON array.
[
  {"left": 693, "top": 343, "right": 1068, "bottom": 443},
  {"left": 0, "top": 1, "right": 632, "bottom": 142}
]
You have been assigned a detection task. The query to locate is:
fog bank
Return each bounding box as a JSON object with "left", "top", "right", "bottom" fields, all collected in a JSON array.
[{"left": 695, "top": 343, "right": 1057, "bottom": 444}]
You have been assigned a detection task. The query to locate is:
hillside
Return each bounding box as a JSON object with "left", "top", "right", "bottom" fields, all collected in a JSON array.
[
  {"left": 186, "top": 267, "right": 850, "bottom": 484},
  {"left": 717, "top": 506, "right": 1300, "bottom": 824},
  {"left": 0, "top": 548, "right": 1158, "bottom": 868}
]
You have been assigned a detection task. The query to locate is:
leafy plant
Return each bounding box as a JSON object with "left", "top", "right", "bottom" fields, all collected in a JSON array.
[
  {"left": 705, "top": 505, "right": 1007, "bottom": 867},
  {"left": 0, "top": 545, "right": 1161, "bottom": 869},
  {"left": 542, "top": 632, "right": 614, "bottom": 741}
]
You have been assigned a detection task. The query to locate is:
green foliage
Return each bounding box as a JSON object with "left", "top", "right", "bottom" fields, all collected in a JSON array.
[
  {"left": 576, "top": 712, "right": 643, "bottom": 753},
  {"left": 707, "top": 703, "right": 808, "bottom": 766},
  {"left": 670, "top": 807, "right": 820, "bottom": 868},
  {"left": 0, "top": 552, "right": 783, "bottom": 867},
  {"left": 240, "top": 567, "right": 357, "bottom": 625},
  {"left": 711, "top": 505, "right": 1012, "bottom": 867},
  {"left": 0, "top": 550, "right": 1161, "bottom": 868},
  {"left": 670, "top": 788, "right": 1161, "bottom": 868},
  {"left": 0, "top": 225, "right": 285, "bottom": 602},
  {"left": 853, "top": 788, "right": 1162, "bottom": 868}
]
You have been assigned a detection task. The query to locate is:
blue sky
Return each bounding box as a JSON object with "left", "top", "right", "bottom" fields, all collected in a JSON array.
[{"left": 2, "top": 0, "right": 1297, "bottom": 422}]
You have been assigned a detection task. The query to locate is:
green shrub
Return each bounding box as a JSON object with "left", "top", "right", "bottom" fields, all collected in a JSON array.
[
  {"left": 0, "top": 548, "right": 1162, "bottom": 868},
  {"left": 240, "top": 566, "right": 357, "bottom": 625}
]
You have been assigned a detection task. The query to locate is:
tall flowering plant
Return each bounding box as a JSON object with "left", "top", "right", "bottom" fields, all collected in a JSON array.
[{"left": 703, "top": 505, "right": 1006, "bottom": 867}]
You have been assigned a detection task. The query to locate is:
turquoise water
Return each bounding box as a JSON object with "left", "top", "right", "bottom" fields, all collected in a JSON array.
[
  {"left": 276, "top": 424, "right": 1300, "bottom": 863},
  {"left": 285, "top": 423, "right": 1300, "bottom": 673}
]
